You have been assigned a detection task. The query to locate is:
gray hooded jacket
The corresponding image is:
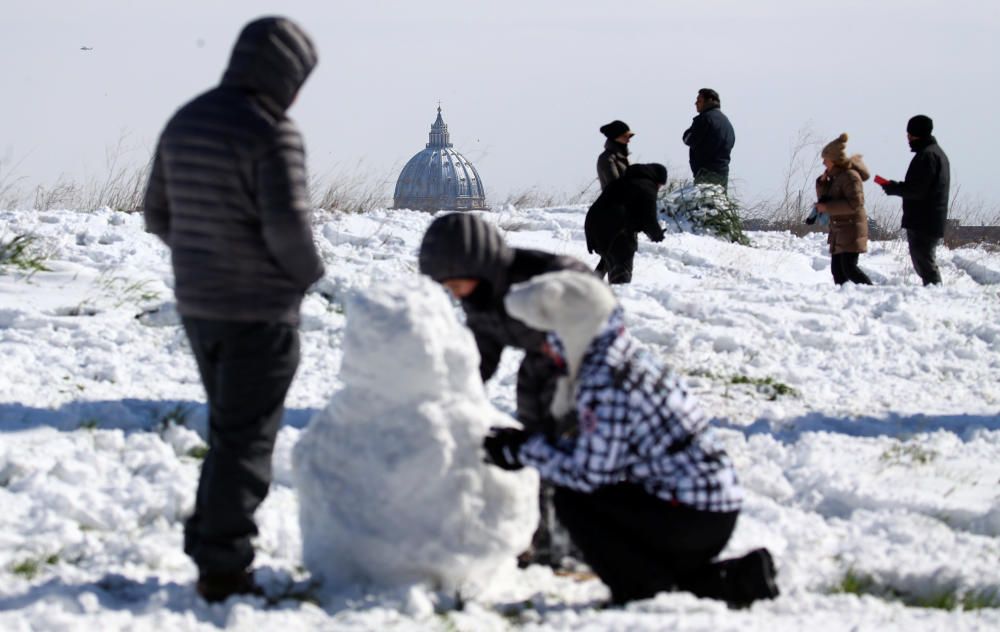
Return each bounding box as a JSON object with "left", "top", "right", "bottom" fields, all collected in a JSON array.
[{"left": 143, "top": 17, "right": 324, "bottom": 325}]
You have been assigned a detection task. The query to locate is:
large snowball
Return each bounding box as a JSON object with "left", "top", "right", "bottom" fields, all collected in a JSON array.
[{"left": 293, "top": 275, "right": 539, "bottom": 596}]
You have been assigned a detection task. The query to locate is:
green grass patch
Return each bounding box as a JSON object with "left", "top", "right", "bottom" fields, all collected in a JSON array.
[
  {"left": 880, "top": 443, "right": 938, "bottom": 466},
  {"left": 0, "top": 234, "right": 50, "bottom": 273},
  {"left": 730, "top": 375, "right": 799, "bottom": 399},
  {"left": 11, "top": 554, "right": 58, "bottom": 579},
  {"left": 186, "top": 445, "right": 209, "bottom": 460},
  {"left": 832, "top": 569, "right": 1000, "bottom": 611}
]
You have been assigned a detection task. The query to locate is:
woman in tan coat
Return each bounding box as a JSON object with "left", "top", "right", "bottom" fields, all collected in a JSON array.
[{"left": 816, "top": 133, "right": 873, "bottom": 285}]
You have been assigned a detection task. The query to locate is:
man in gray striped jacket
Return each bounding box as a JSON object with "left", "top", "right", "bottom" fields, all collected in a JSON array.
[
  {"left": 483, "top": 271, "right": 778, "bottom": 607},
  {"left": 143, "top": 16, "right": 324, "bottom": 602}
]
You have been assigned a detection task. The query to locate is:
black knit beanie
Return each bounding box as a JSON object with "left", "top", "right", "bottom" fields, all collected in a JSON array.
[
  {"left": 599, "top": 120, "right": 632, "bottom": 139},
  {"left": 906, "top": 115, "right": 933, "bottom": 137},
  {"left": 418, "top": 213, "right": 513, "bottom": 282}
]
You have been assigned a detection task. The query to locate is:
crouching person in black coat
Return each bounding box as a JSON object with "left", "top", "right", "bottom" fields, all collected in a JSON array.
[
  {"left": 483, "top": 270, "right": 779, "bottom": 607},
  {"left": 584, "top": 163, "right": 667, "bottom": 284},
  {"left": 419, "top": 213, "right": 591, "bottom": 568}
]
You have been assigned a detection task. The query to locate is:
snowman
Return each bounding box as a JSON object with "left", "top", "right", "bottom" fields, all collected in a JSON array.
[{"left": 293, "top": 275, "right": 538, "bottom": 596}]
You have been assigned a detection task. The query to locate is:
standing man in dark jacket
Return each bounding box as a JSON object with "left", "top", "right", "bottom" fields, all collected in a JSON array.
[
  {"left": 597, "top": 120, "right": 633, "bottom": 191},
  {"left": 585, "top": 163, "right": 667, "bottom": 284},
  {"left": 682, "top": 88, "right": 735, "bottom": 190},
  {"left": 143, "top": 16, "right": 324, "bottom": 602},
  {"left": 880, "top": 115, "right": 950, "bottom": 286},
  {"left": 419, "top": 213, "right": 590, "bottom": 567}
]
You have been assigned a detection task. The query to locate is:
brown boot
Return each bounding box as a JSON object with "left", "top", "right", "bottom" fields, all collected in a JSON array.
[{"left": 196, "top": 569, "right": 262, "bottom": 603}]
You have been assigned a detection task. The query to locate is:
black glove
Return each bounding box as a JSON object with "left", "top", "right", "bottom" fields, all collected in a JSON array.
[
  {"left": 649, "top": 228, "right": 665, "bottom": 243},
  {"left": 482, "top": 427, "right": 528, "bottom": 471},
  {"left": 804, "top": 213, "right": 817, "bottom": 226}
]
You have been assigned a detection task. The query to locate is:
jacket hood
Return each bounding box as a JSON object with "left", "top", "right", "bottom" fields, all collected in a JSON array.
[
  {"left": 848, "top": 155, "right": 871, "bottom": 181},
  {"left": 418, "top": 213, "right": 514, "bottom": 286},
  {"left": 625, "top": 162, "right": 668, "bottom": 185},
  {"left": 504, "top": 271, "right": 619, "bottom": 417},
  {"left": 221, "top": 17, "right": 317, "bottom": 115}
]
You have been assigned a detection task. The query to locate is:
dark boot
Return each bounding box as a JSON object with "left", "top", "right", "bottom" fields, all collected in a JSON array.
[
  {"left": 196, "top": 569, "right": 262, "bottom": 603},
  {"left": 720, "top": 548, "right": 779, "bottom": 608}
]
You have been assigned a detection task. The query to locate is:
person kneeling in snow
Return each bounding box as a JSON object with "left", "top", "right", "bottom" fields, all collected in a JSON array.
[{"left": 482, "top": 270, "right": 779, "bottom": 607}]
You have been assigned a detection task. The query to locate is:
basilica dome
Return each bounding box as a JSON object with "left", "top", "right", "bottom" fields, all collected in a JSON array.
[{"left": 393, "top": 107, "right": 488, "bottom": 212}]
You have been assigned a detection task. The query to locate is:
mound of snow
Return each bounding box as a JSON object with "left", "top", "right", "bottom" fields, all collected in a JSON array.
[{"left": 293, "top": 275, "right": 538, "bottom": 596}]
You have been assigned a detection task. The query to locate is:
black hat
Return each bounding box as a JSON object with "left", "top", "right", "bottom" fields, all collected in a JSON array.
[
  {"left": 418, "top": 213, "right": 513, "bottom": 282},
  {"left": 599, "top": 120, "right": 633, "bottom": 139},
  {"left": 906, "top": 115, "right": 933, "bottom": 137}
]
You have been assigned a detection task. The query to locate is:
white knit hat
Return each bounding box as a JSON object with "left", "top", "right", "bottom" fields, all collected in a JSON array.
[{"left": 504, "top": 271, "right": 618, "bottom": 417}]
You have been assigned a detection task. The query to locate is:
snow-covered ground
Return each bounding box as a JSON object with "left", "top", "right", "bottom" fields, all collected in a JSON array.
[{"left": 1, "top": 205, "right": 998, "bottom": 630}]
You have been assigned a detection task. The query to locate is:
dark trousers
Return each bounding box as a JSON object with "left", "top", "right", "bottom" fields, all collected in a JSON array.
[
  {"left": 694, "top": 169, "right": 729, "bottom": 191},
  {"left": 516, "top": 356, "right": 577, "bottom": 566},
  {"left": 831, "top": 252, "right": 872, "bottom": 285},
  {"left": 906, "top": 229, "right": 942, "bottom": 285},
  {"left": 181, "top": 317, "right": 300, "bottom": 574},
  {"left": 595, "top": 231, "right": 638, "bottom": 285},
  {"left": 554, "top": 483, "right": 739, "bottom": 604}
]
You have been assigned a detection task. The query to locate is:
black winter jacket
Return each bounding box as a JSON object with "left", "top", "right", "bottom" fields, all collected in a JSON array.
[
  {"left": 584, "top": 164, "right": 665, "bottom": 255},
  {"left": 143, "top": 18, "right": 324, "bottom": 325},
  {"left": 883, "top": 136, "right": 950, "bottom": 238},
  {"left": 463, "top": 248, "right": 589, "bottom": 430},
  {"left": 682, "top": 106, "right": 735, "bottom": 178}
]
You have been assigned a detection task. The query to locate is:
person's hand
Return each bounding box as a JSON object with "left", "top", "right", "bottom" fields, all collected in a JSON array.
[
  {"left": 482, "top": 427, "right": 528, "bottom": 471},
  {"left": 649, "top": 229, "right": 665, "bottom": 243}
]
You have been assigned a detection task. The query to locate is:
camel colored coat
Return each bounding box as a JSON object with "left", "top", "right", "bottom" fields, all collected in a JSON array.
[{"left": 816, "top": 156, "right": 870, "bottom": 254}]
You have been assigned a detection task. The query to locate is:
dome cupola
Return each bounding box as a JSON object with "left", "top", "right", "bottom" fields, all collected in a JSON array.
[{"left": 393, "top": 107, "right": 488, "bottom": 212}]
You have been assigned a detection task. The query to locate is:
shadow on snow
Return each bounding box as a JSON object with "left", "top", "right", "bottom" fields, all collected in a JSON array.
[
  {"left": 718, "top": 411, "right": 1000, "bottom": 443},
  {"left": 0, "top": 399, "right": 319, "bottom": 435}
]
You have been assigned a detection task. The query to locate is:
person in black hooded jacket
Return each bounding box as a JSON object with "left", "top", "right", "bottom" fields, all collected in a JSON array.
[
  {"left": 879, "top": 114, "right": 950, "bottom": 285},
  {"left": 143, "top": 16, "right": 323, "bottom": 602},
  {"left": 584, "top": 163, "right": 667, "bottom": 284},
  {"left": 419, "top": 212, "right": 590, "bottom": 567}
]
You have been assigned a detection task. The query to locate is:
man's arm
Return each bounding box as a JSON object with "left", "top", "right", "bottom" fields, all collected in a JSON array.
[
  {"left": 257, "top": 123, "right": 325, "bottom": 290},
  {"left": 682, "top": 114, "right": 704, "bottom": 147},
  {"left": 883, "top": 153, "right": 935, "bottom": 200},
  {"left": 142, "top": 143, "right": 170, "bottom": 245},
  {"left": 471, "top": 325, "right": 504, "bottom": 381}
]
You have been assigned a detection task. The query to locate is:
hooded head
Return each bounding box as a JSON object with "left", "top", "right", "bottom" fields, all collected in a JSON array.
[
  {"left": 418, "top": 213, "right": 514, "bottom": 286},
  {"left": 504, "top": 271, "right": 618, "bottom": 417},
  {"left": 625, "top": 162, "right": 668, "bottom": 185},
  {"left": 221, "top": 17, "right": 318, "bottom": 115},
  {"left": 821, "top": 133, "right": 850, "bottom": 167}
]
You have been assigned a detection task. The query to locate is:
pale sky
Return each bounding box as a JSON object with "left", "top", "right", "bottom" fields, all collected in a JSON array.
[{"left": 3, "top": 1, "right": 998, "bottom": 216}]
